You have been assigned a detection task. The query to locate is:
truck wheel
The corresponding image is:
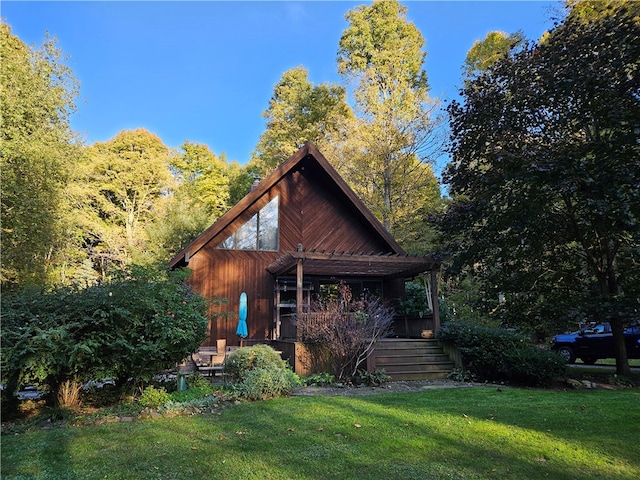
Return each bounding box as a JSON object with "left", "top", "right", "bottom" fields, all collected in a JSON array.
[{"left": 557, "top": 346, "right": 575, "bottom": 363}]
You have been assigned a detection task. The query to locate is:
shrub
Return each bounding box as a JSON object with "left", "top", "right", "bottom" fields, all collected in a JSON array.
[
  {"left": 138, "top": 386, "right": 170, "bottom": 409},
  {"left": 186, "top": 372, "right": 213, "bottom": 390},
  {"left": 296, "top": 282, "right": 394, "bottom": 381},
  {"left": 397, "top": 280, "right": 430, "bottom": 318},
  {"left": 438, "top": 321, "right": 565, "bottom": 386},
  {"left": 1, "top": 265, "right": 210, "bottom": 410},
  {"left": 224, "top": 344, "right": 289, "bottom": 381},
  {"left": 225, "top": 345, "right": 300, "bottom": 400},
  {"left": 302, "top": 372, "right": 336, "bottom": 387},
  {"left": 57, "top": 380, "right": 82, "bottom": 408},
  {"left": 356, "top": 369, "right": 391, "bottom": 386},
  {"left": 237, "top": 367, "right": 300, "bottom": 400}
]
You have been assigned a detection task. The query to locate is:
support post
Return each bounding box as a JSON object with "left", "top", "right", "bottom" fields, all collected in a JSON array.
[
  {"left": 430, "top": 269, "right": 441, "bottom": 332},
  {"left": 296, "top": 258, "right": 304, "bottom": 317}
]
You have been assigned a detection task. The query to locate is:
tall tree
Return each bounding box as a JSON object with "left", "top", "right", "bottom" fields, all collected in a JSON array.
[
  {"left": 462, "top": 30, "right": 525, "bottom": 81},
  {"left": 0, "top": 23, "right": 80, "bottom": 288},
  {"left": 442, "top": 0, "right": 640, "bottom": 374},
  {"left": 171, "top": 141, "right": 229, "bottom": 218},
  {"left": 142, "top": 141, "right": 231, "bottom": 264},
  {"left": 337, "top": 0, "right": 444, "bottom": 233},
  {"left": 227, "top": 160, "right": 260, "bottom": 206},
  {"left": 71, "top": 129, "right": 173, "bottom": 275},
  {"left": 252, "top": 66, "right": 352, "bottom": 176}
]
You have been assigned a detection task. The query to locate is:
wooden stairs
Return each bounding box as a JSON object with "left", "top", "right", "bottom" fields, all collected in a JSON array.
[{"left": 369, "top": 338, "right": 455, "bottom": 381}]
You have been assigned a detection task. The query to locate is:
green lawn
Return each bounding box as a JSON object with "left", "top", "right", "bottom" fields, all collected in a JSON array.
[
  {"left": 2, "top": 387, "right": 639, "bottom": 480},
  {"left": 574, "top": 358, "right": 640, "bottom": 367}
]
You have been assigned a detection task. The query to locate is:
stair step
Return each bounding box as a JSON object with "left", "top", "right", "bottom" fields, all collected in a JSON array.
[
  {"left": 376, "top": 340, "right": 440, "bottom": 347},
  {"left": 375, "top": 347, "right": 444, "bottom": 355},
  {"left": 389, "top": 371, "right": 451, "bottom": 381},
  {"left": 375, "top": 354, "right": 451, "bottom": 363},
  {"left": 380, "top": 363, "right": 455, "bottom": 373},
  {"left": 371, "top": 338, "right": 454, "bottom": 382}
]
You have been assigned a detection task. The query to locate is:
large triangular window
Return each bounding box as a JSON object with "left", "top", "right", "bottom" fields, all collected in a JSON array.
[{"left": 217, "top": 196, "right": 279, "bottom": 251}]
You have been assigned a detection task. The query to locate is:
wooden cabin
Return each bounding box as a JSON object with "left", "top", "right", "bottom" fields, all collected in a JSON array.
[{"left": 170, "top": 143, "right": 441, "bottom": 373}]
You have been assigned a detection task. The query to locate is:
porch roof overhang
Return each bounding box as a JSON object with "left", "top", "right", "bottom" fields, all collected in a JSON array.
[{"left": 266, "top": 250, "right": 439, "bottom": 280}]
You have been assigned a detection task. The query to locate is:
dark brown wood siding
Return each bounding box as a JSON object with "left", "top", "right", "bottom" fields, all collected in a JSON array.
[
  {"left": 189, "top": 248, "right": 278, "bottom": 348},
  {"left": 187, "top": 155, "right": 403, "bottom": 347},
  {"left": 280, "top": 163, "right": 391, "bottom": 254}
]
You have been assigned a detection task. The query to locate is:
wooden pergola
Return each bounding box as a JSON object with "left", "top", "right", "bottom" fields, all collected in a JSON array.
[{"left": 266, "top": 248, "right": 441, "bottom": 332}]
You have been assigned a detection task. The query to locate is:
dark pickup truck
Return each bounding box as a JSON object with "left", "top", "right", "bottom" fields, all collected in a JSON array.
[{"left": 551, "top": 322, "right": 640, "bottom": 364}]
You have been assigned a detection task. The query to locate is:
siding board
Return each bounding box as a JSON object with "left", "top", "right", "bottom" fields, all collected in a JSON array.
[{"left": 175, "top": 144, "right": 436, "bottom": 348}]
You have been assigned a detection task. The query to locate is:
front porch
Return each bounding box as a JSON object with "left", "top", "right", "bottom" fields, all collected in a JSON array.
[{"left": 267, "top": 247, "right": 441, "bottom": 341}]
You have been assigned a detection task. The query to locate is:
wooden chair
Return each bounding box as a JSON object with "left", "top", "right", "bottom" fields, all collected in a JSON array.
[{"left": 192, "top": 340, "right": 227, "bottom": 378}]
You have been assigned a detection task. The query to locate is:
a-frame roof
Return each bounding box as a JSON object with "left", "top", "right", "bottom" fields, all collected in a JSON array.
[{"left": 169, "top": 142, "right": 437, "bottom": 277}]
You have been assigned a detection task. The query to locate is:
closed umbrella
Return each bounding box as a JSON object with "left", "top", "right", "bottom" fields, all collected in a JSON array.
[{"left": 236, "top": 292, "right": 248, "bottom": 343}]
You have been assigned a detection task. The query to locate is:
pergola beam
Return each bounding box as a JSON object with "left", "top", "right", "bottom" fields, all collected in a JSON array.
[{"left": 266, "top": 250, "right": 438, "bottom": 280}]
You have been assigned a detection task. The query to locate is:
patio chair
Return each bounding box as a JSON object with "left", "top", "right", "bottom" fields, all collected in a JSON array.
[{"left": 192, "top": 342, "right": 227, "bottom": 378}]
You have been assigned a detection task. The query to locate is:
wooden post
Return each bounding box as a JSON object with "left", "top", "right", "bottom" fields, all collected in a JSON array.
[
  {"left": 296, "top": 258, "right": 304, "bottom": 317},
  {"left": 431, "top": 269, "right": 440, "bottom": 332}
]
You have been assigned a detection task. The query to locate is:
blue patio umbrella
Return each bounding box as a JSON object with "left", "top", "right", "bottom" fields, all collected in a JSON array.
[{"left": 236, "top": 292, "right": 248, "bottom": 339}]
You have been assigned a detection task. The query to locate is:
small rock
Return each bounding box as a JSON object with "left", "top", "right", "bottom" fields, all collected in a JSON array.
[{"left": 566, "top": 378, "right": 583, "bottom": 389}]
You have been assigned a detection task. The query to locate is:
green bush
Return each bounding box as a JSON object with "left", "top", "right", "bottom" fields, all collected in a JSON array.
[
  {"left": 1, "top": 265, "right": 209, "bottom": 410},
  {"left": 186, "top": 372, "right": 213, "bottom": 390},
  {"left": 225, "top": 344, "right": 289, "bottom": 381},
  {"left": 302, "top": 372, "right": 336, "bottom": 387},
  {"left": 139, "top": 386, "right": 170, "bottom": 409},
  {"left": 237, "top": 367, "right": 299, "bottom": 400},
  {"left": 357, "top": 369, "right": 391, "bottom": 386},
  {"left": 438, "top": 321, "right": 565, "bottom": 386},
  {"left": 225, "top": 345, "right": 300, "bottom": 400}
]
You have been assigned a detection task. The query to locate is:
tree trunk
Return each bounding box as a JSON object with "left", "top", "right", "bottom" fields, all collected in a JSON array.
[
  {"left": 383, "top": 157, "right": 392, "bottom": 231},
  {"left": 611, "top": 318, "right": 631, "bottom": 376}
]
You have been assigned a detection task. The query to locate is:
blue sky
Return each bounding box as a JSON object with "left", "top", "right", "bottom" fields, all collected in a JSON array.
[{"left": 3, "top": 1, "right": 560, "bottom": 166}]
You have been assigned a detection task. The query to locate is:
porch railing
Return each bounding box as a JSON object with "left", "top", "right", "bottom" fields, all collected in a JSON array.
[
  {"left": 280, "top": 312, "right": 359, "bottom": 341},
  {"left": 280, "top": 312, "right": 435, "bottom": 340}
]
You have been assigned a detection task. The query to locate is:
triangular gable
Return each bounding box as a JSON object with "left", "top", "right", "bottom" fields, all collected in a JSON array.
[{"left": 169, "top": 142, "right": 405, "bottom": 268}]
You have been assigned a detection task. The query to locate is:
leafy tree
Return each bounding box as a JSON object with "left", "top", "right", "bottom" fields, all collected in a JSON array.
[
  {"left": 462, "top": 30, "right": 525, "bottom": 81},
  {"left": 337, "top": 0, "right": 444, "bottom": 234},
  {"left": 139, "top": 141, "right": 231, "bottom": 264},
  {"left": 1, "top": 266, "right": 209, "bottom": 410},
  {"left": 70, "top": 129, "right": 174, "bottom": 275},
  {"left": 141, "top": 193, "right": 215, "bottom": 265},
  {"left": 252, "top": 66, "right": 352, "bottom": 176},
  {"left": 0, "top": 23, "right": 80, "bottom": 288},
  {"left": 227, "top": 160, "right": 259, "bottom": 206},
  {"left": 442, "top": 0, "right": 640, "bottom": 374},
  {"left": 171, "top": 141, "right": 229, "bottom": 218}
]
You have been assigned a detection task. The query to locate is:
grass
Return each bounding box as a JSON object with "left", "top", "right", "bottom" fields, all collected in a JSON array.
[
  {"left": 2, "top": 386, "right": 639, "bottom": 480},
  {"left": 574, "top": 358, "right": 640, "bottom": 367}
]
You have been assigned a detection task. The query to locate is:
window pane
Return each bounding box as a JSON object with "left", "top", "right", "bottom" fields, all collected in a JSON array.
[
  {"left": 236, "top": 214, "right": 257, "bottom": 250},
  {"left": 218, "top": 234, "right": 235, "bottom": 249},
  {"left": 258, "top": 196, "right": 279, "bottom": 251}
]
